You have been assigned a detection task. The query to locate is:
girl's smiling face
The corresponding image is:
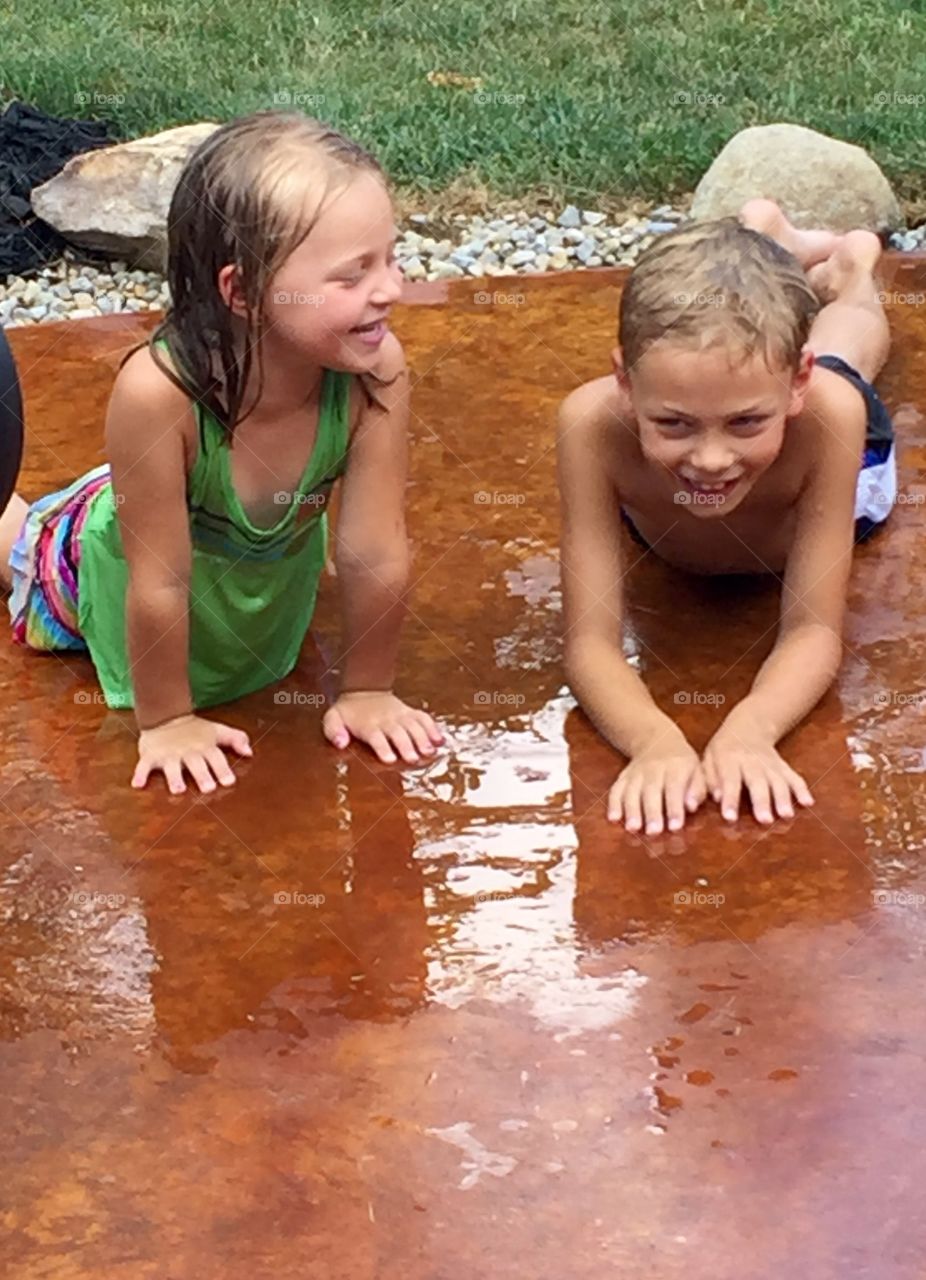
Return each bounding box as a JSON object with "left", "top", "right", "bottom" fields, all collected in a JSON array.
[
  {"left": 615, "top": 339, "right": 814, "bottom": 517},
  {"left": 234, "top": 170, "right": 404, "bottom": 373}
]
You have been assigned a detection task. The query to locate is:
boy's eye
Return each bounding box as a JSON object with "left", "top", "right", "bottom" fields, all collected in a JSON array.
[
  {"left": 729, "top": 415, "right": 767, "bottom": 431},
  {"left": 654, "top": 418, "right": 692, "bottom": 432}
]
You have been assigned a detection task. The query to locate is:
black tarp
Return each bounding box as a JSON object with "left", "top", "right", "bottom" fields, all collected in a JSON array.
[{"left": 0, "top": 99, "right": 118, "bottom": 275}]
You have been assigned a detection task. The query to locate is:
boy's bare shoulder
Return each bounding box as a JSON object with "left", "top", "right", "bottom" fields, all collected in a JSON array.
[
  {"left": 558, "top": 375, "right": 634, "bottom": 447},
  {"left": 799, "top": 361, "right": 869, "bottom": 453}
]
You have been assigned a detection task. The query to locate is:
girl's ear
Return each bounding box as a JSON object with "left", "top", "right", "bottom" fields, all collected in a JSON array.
[{"left": 217, "top": 263, "right": 248, "bottom": 318}]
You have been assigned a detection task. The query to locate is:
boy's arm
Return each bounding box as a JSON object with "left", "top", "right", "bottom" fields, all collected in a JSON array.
[
  {"left": 706, "top": 380, "right": 867, "bottom": 817},
  {"left": 731, "top": 383, "right": 864, "bottom": 735},
  {"left": 330, "top": 333, "right": 411, "bottom": 693},
  {"left": 558, "top": 386, "right": 675, "bottom": 753}
]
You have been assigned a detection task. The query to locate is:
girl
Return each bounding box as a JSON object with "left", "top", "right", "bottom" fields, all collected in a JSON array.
[{"left": 0, "top": 110, "right": 443, "bottom": 795}]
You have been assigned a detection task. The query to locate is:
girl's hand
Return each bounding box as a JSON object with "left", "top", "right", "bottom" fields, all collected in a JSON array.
[
  {"left": 323, "top": 692, "right": 444, "bottom": 764},
  {"left": 608, "top": 730, "right": 708, "bottom": 834},
  {"left": 132, "top": 713, "right": 253, "bottom": 795},
  {"left": 702, "top": 716, "right": 814, "bottom": 824}
]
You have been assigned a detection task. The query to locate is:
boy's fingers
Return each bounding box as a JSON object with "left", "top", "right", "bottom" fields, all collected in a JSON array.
[
  {"left": 719, "top": 766, "right": 742, "bottom": 821},
  {"left": 216, "top": 724, "right": 252, "bottom": 756},
  {"left": 607, "top": 776, "right": 626, "bottom": 823},
  {"left": 769, "top": 773, "right": 794, "bottom": 819},
  {"left": 642, "top": 780, "right": 665, "bottom": 835},
  {"left": 664, "top": 772, "right": 687, "bottom": 831},
  {"left": 417, "top": 712, "right": 444, "bottom": 744},
  {"left": 702, "top": 752, "right": 719, "bottom": 800},
  {"left": 786, "top": 767, "right": 814, "bottom": 806},
  {"left": 686, "top": 766, "right": 708, "bottom": 811},
  {"left": 622, "top": 776, "right": 643, "bottom": 832}
]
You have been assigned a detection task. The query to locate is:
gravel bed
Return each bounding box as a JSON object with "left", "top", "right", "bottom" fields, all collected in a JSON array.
[{"left": 0, "top": 203, "right": 922, "bottom": 328}]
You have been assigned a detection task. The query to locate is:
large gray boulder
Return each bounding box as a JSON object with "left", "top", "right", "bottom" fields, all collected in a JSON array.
[
  {"left": 30, "top": 122, "right": 219, "bottom": 270},
  {"left": 690, "top": 124, "right": 901, "bottom": 234}
]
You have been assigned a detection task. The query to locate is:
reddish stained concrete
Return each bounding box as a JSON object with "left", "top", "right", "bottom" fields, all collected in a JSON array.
[{"left": 1, "top": 260, "right": 925, "bottom": 1279}]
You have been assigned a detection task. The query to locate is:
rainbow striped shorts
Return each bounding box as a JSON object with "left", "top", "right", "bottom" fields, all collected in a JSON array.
[{"left": 8, "top": 464, "right": 110, "bottom": 651}]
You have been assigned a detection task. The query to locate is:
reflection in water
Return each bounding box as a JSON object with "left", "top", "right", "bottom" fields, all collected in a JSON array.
[{"left": 401, "top": 692, "right": 648, "bottom": 1036}]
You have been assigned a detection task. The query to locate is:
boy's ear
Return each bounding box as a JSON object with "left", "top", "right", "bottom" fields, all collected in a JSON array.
[
  {"left": 787, "top": 345, "right": 815, "bottom": 415},
  {"left": 217, "top": 263, "right": 248, "bottom": 318},
  {"left": 611, "top": 345, "right": 631, "bottom": 387}
]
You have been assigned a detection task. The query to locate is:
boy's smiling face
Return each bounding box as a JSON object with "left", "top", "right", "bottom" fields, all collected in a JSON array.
[{"left": 614, "top": 339, "right": 814, "bottom": 517}]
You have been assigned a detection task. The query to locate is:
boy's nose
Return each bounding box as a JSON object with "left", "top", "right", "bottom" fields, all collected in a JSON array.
[{"left": 689, "top": 441, "right": 736, "bottom": 475}]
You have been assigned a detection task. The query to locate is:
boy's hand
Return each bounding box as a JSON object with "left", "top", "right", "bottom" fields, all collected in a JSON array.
[
  {"left": 133, "top": 713, "right": 253, "bottom": 795},
  {"left": 323, "top": 692, "right": 444, "bottom": 764},
  {"left": 608, "top": 729, "right": 708, "bottom": 834},
  {"left": 702, "top": 711, "right": 814, "bottom": 824}
]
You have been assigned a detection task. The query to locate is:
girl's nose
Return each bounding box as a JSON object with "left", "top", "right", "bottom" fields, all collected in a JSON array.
[{"left": 372, "top": 262, "right": 403, "bottom": 306}]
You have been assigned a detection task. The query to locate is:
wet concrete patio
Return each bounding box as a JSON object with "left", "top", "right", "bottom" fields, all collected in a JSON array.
[{"left": 2, "top": 259, "right": 925, "bottom": 1279}]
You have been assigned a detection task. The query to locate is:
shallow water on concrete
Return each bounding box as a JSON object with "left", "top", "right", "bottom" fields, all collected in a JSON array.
[{"left": 2, "top": 260, "right": 926, "bottom": 1278}]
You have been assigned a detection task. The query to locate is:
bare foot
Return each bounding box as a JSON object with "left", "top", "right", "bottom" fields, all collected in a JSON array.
[
  {"left": 0, "top": 492, "right": 27, "bottom": 591},
  {"left": 805, "top": 229, "right": 882, "bottom": 303},
  {"left": 738, "top": 197, "right": 843, "bottom": 269}
]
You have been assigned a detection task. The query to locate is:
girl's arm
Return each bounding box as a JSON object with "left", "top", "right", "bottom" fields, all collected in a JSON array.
[
  {"left": 106, "top": 351, "right": 251, "bottom": 792},
  {"left": 322, "top": 334, "right": 442, "bottom": 763},
  {"left": 704, "top": 378, "right": 867, "bottom": 821}
]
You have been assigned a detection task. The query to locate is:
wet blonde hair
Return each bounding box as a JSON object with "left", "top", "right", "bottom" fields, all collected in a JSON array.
[
  {"left": 121, "top": 110, "right": 389, "bottom": 437},
  {"left": 619, "top": 216, "right": 821, "bottom": 374}
]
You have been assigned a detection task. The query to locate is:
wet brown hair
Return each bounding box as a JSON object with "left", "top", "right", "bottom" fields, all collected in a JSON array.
[
  {"left": 120, "top": 109, "right": 390, "bottom": 437},
  {"left": 619, "top": 216, "right": 821, "bottom": 374}
]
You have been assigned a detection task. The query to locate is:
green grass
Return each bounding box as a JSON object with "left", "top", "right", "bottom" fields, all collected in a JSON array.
[{"left": 2, "top": 0, "right": 926, "bottom": 208}]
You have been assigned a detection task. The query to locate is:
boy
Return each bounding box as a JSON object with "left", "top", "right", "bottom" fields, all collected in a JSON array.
[{"left": 556, "top": 198, "right": 894, "bottom": 834}]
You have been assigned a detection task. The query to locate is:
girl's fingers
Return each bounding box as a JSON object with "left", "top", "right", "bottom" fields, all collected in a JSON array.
[
  {"left": 163, "top": 759, "right": 187, "bottom": 795},
  {"left": 204, "top": 746, "right": 237, "bottom": 787},
  {"left": 387, "top": 725, "right": 419, "bottom": 764},
  {"left": 367, "top": 729, "right": 397, "bottom": 764},
  {"left": 404, "top": 718, "right": 436, "bottom": 756},
  {"left": 416, "top": 711, "right": 444, "bottom": 744},
  {"left": 215, "top": 723, "right": 252, "bottom": 756},
  {"left": 322, "top": 707, "right": 351, "bottom": 749},
  {"left": 184, "top": 753, "right": 217, "bottom": 795},
  {"left": 131, "top": 758, "right": 152, "bottom": 789}
]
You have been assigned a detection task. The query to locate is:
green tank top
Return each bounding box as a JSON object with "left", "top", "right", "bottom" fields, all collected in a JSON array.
[{"left": 77, "top": 341, "right": 353, "bottom": 710}]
